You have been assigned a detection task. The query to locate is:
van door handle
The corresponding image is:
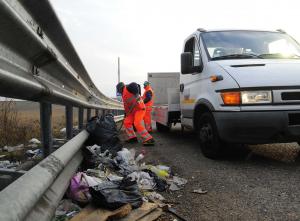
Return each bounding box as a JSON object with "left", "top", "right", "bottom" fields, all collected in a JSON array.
[{"left": 180, "top": 84, "right": 184, "bottom": 92}]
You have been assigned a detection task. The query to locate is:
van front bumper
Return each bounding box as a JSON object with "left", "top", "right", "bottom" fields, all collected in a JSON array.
[{"left": 213, "top": 111, "right": 300, "bottom": 144}]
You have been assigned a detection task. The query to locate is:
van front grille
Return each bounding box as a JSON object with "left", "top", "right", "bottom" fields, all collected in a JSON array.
[{"left": 282, "top": 92, "right": 300, "bottom": 101}]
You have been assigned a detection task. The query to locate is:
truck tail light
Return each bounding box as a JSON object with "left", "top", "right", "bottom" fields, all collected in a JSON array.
[{"left": 221, "top": 92, "right": 241, "bottom": 105}]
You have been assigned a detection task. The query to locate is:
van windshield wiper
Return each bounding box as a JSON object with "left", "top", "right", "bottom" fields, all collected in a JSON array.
[
  {"left": 211, "top": 53, "right": 264, "bottom": 61},
  {"left": 258, "top": 53, "right": 300, "bottom": 59}
]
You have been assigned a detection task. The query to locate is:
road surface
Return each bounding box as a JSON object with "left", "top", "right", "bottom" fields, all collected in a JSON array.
[{"left": 123, "top": 125, "right": 300, "bottom": 221}]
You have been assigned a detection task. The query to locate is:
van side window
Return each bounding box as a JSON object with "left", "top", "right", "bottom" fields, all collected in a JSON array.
[
  {"left": 184, "top": 37, "right": 201, "bottom": 68},
  {"left": 184, "top": 38, "right": 194, "bottom": 54},
  {"left": 194, "top": 39, "right": 200, "bottom": 66}
]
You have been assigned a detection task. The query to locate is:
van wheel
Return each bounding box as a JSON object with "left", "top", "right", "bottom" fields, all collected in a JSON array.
[
  {"left": 156, "top": 122, "right": 171, "bottom": 132},
  {"left": 198, "top": 112, "right": 223, "bottom": 159}
]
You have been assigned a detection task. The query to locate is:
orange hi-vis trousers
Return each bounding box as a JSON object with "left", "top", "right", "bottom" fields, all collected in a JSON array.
[
  {"left": 144, "top": 107, "right": 152, "bottom": 132},
  {"left": 124, "top": 109, "right": 153, "bottom": 142}
]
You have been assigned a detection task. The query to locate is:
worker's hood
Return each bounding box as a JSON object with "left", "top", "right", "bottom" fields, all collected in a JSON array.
[{"left": 215, "top": 59, "right": 300, "bottom": 88}]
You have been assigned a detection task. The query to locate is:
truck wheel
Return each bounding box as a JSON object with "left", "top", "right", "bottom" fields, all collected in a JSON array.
[
  {"left": 156, "top": 122, "right": 171, "bottom": 133},
  {"left": 198, "top": 112, "right": 223, "bottom": 159}
]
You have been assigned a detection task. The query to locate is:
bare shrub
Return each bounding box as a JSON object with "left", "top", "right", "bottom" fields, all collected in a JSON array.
[{"left": 0, "top": 99, "right": 40, "bottom": 147}]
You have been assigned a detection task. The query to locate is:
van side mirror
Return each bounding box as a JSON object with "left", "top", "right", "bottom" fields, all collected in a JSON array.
[
  {"left": 181, "top": 52, "right": 193, "bottom": 74},
  {"left": 181, "top": 52, "right": 203, "bottom": 74}
]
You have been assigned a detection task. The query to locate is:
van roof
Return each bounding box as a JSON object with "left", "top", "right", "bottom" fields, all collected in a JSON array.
[{"left": 196, "top": 28, "right": 285, "bottom": 33}]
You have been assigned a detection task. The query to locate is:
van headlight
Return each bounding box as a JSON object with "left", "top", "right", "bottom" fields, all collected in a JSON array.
[
  {"left": 241, "top": 91, "right": 272, "bottom": 104},
  {"left": 221, "top": 90, "right": 272, "bottom": 105}
]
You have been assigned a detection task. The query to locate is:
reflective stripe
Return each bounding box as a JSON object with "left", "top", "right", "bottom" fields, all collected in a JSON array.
[
  {"left": 125, "top": 127, "right": 136, "bottom": 137},
  {"left": 142, "top": 134, "right": 152, "bottom": 140},
  {"left": 140, "top": 129, "right": 148, "bottom": 134},
  {"left": 125, "top": 96, "right": 135, "bottom": 103},
  {"left": 138, "top": 130, "right": 152, "bottom": 140}
]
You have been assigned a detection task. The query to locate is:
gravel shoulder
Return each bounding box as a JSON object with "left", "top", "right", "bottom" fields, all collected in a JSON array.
[{"left": 122, "top": 125, "right": 300, "bottom": 221}]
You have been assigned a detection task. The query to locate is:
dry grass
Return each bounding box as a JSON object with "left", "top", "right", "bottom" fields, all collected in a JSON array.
[
  {"left": 0, "top": 99, "right": 40, "bottom": 147},
  {"left": 0, "top": 100, "right": 80, "bottom": 147}
]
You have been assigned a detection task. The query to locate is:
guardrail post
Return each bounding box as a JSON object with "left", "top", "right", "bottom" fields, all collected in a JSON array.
[
  {"left": 87, "top": 108, "right": 91, "bottom": 121},
  {"left": 40, "top": 102, "right": 53, "bottom": 157},
  {"left": 78, "top": 107, "right": 84, "bottom": 130},
  {"left": 66, "top": 105, "right": 73, "bottom": 139},
  {"left": 95, "top": 109, "right": 99, "bottom": 116}
]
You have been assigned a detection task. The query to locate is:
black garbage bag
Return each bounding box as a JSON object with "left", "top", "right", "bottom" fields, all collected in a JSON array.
[
  {"left": 85, "top": 114, "right": 122, "bottom": 156},
  {"left": 143, "top": 169, "right": 168, "bottom": 192},
  {"left": 90, "top": 177, "right": 143, "bottom": 210}
]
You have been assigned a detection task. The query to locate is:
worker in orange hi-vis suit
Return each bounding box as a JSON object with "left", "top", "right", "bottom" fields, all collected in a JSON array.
[
  {"left": 142, "top": 81, "right": 154, "bottom": 132},
  {"left": 116, "top": 82, "right": 155, "bottom": 146}
]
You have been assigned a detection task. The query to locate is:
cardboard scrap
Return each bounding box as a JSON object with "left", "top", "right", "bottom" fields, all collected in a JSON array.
[
  {"left": 119, "top": 202, "right": 158, "bottom": 221},
  {"left": 70, "top": 204, "right": 132, "bottom": 221},
  {"left": 139, "top": 208, "right": 163, "bottom": 221}
]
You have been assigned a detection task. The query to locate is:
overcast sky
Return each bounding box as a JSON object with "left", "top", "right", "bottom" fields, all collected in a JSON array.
[{"left": 50, "top": 0, "right": 300, "bottom": 97}]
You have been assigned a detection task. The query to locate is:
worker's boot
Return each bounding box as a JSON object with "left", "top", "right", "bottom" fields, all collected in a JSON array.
[
  {"left": 143, "top": 138, "right": 155, "bottom": 146},
  {"left": 126, "top": 137, "right": 138, "bottom": 143}
]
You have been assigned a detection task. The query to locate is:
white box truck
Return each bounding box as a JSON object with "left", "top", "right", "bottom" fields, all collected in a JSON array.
[
  {"left": 149, "top": 72, "right": 181, "bottom": 132},
  {"left": 151, "top": 29, "right": 300, "bottom": 159}
]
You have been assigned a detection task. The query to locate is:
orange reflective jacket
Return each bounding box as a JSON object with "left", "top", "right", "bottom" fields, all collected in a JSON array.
[
  {"left": 122, "top": 86, "right": 145, "bottom": 114},
  {"left": 142, "top": 85, "right": 154, "bottom": 108}
]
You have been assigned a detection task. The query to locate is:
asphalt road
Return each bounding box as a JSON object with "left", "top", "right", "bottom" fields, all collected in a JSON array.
[{"left": 123, "top": 125, "right": 300, "bottom": 221}]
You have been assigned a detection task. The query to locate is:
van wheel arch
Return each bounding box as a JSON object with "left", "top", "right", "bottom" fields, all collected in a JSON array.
[{"left": 193, "top": 101, "right": 214, "bottom": 131}]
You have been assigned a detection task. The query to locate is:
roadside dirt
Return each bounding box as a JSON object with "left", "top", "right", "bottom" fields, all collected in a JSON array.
[{"left": 123, "top": 125, "right": 300, "bottom": 221}]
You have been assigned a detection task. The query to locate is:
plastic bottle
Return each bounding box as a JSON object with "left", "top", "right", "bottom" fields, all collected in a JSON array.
[
  {"left": 149, "top": 166, "right": 169, "bottom": 179},
  {"left": 135, "top": 153, "right": 144, "bottom": 163}
]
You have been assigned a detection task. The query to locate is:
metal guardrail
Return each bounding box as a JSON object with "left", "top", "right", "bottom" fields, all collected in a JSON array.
[{"left": 0, "top": 0, "right": 124, "bottom": 220}]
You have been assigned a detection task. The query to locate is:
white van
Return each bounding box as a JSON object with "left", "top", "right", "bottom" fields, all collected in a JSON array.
[{"left": 152, "top": 29, "right": 300, "bottom": 159}]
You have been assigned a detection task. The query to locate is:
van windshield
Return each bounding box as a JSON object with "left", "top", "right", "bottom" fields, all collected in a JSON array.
[{"left": 201, "top": 31, "right": 300, "bottom": 60}]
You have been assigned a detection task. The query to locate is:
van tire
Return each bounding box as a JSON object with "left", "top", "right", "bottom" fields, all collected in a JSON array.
[
  {"left": 156, "top": 122, "right": 171, "bottom": 132},
  {"left": 197, "top": 112, "right": 223, "bottom": 159}
]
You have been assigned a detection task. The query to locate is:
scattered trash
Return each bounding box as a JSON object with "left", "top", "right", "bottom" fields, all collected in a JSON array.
[
  {"left": 145, "top": 192, "right": 165, "bottom": 202},
  {"left": 0, "top": 160, "right": 20, "bottom": 169},
  {"left": 128, "top": 171, "right": 155, "bottom": 190},
  {"left": 60, "top": 128, "right": 66, "bottom": 134},
  {"left": 3, "top": 144, "right": 24, "bottom": 152},
  {"left": 90, "top": 177, "right": 143, "bottom": 210},
  {"left": 148, "top": 165, "right": 169, "bottom": 179},
  {"left": 29, "top": 138, "right": 41, "bottom": 145},
  {"left": 156, "top": 165, "right": 170, "bottom": 173},
  {"left": 86, "top": 115, "right": 122, "bottom": 156},
  {"left": 107, "top": 174, "right": 124, "bottom": 182},
  {"left": 69, "top": 204, "right": 132, "bottom": 221},
  {"left": 135, "top": 153, "right": 145, "bottom": 163},
  {"left": 67, "top": 172, "right": 92, "bottom": 205},
  {"left": 25, "top": 149, "right": 42, "bottom": 159},
  {"left": 192, "top": 188, "right": 208, "bottom": 194},
  {"left": 162, "top": 205, "right": 188, "bottom": 221},
  {"left": 168, "top": 176, "right": 188, "bottom": 191},
  {"left": 54, "top": 199, "right": 81, "bottom": 221},
  {"left": 53, "top": 121, "right": 188, "bottom": 221},
  {"left": 169, "top": 183, "right": 181, "bottom": 191}
]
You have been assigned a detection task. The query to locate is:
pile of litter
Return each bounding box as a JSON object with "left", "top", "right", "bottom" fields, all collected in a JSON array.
[
  {"left": 53, "top": 145, "right": 188, "bottom": 221},
  {"left": 53, "top": 114, "right": 188, "bottom": 221}
]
